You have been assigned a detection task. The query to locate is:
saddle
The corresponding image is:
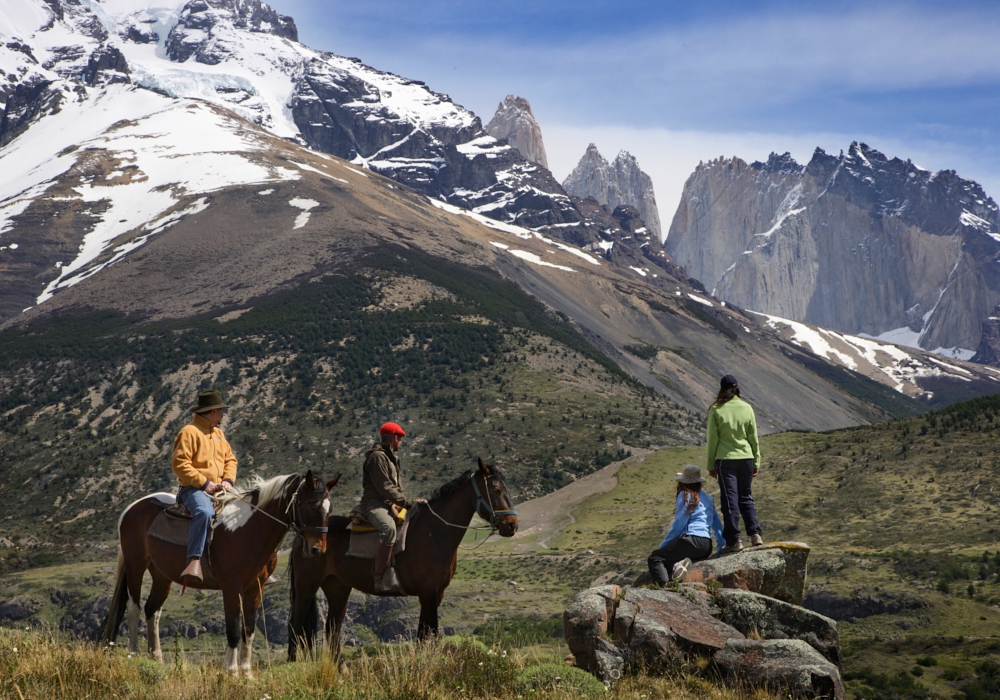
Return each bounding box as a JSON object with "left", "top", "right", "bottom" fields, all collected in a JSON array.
[
  {"left": 148, "top": 498, "right": 226, "bottom": 550},
  {"left": 346, "top": 506, "right": 410, "bottom": 559}
]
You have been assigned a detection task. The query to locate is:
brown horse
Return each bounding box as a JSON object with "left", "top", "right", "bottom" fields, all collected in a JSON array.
[
  {"left": 287, "top": 458, "right": 517, "bottom": 660},
  {"left": 97, "top": 471, "right": 337, "bottom": 675}
]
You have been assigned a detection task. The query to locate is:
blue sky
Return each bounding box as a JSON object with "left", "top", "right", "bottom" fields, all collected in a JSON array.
[{"left": 268, "top": 0, "right": 1000, "bottom": 226}]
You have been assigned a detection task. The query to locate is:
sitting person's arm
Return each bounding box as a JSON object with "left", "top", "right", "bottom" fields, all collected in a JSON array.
[
  {"left": 707, "top": 494, "right": 725, "bottom": 554},
  {"left": 657, "top": 493, "right": 692, "bottom": 548}
]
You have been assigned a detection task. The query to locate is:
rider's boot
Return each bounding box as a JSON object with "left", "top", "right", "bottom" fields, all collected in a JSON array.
[
  {"left": 373, "top": 543, "right": 401, "bottom": 593},
  {"left": 180, "top": 557, "right": 203, "bottom": 584}
]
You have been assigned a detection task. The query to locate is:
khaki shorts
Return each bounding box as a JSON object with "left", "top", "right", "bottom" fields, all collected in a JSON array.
[{"left": 359, "top": 503, "right": 397, "bottom": 545}]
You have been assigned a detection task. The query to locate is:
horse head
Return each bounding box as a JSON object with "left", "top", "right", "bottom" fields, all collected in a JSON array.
[
  {"left": 475, "top": 458, "right": 518, "bottom": 537},
  {"left": 293, "top": 470, "right": 340, "bottom": 555}
]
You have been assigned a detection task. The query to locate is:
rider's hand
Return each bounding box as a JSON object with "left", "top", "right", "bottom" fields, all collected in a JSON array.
[
  {"left": 204, "top": 481, "right": 220, "bottom": 495},
  {"left": 708, "top": 470, "right": 717, "bottom": 479},
  {"left": 220, "top": 480, "right": 233, "bottom": 492},
  {"left": 415, "top": 498, "right": 426, "bottom": 505}
]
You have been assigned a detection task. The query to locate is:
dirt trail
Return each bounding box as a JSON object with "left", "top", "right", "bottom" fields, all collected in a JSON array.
[{"left": 502, "top": 449, "right": 652, "bottom": 552}]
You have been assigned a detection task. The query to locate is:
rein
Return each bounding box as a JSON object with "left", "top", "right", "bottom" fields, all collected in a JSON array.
[{"left": 421, "top": 470, "right": 517, "bottom": 549}]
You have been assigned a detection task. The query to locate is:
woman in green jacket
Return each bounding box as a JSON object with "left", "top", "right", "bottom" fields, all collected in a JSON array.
[{"left": 706, "top": 374, "right": 763, "bottom": 553}]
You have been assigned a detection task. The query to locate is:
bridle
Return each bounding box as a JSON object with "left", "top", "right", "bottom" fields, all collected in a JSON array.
[
  {"left": 232, "top": 477, "right": 329, "bottom": 539},
  {"left": 470, "top": 470, "right": 517, "bottom": 530}
]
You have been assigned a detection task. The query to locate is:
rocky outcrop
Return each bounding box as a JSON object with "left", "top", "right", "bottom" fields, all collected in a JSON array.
[
  {"left": 714, "top": 639, "right": 845, "bottom": 699},
  {"left": 972, "top": 306, "right": 1000, "bottom": 365},
  {"left": 634, "top": 543, "right": 811, "bottom": 605},
  {"left": 565, "top": 543, "right": 843, "bottom": 697},
  {"left": 81, "top": 46, "right": 130, "bottom": 87},
  {"left": 666, "top": 144, "right": 1000, "bottom": 360},
  {"left": 165, "top": 0, "right": 298, "bottom": 64},
  {"left": 485, "top": 95, "right": 549, "bottom": 169},
  {"left": 718, "top": 589, "right": 840, "bottom": 665},
  {"left": 613, "top": 587, "right": 745, "bottom": 666},
  {"left": 563, "top": 145, "right": 663, "bottom": 240},
  {"left": 802, "top": 588, "right": 929, "bottom": 622},
  {"left": 0, "top": 595, "right": 42, "bottom": 622}
]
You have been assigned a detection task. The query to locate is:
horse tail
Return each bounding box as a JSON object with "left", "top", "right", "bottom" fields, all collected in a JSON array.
[{"left": 95, "top": 547, "right": 128, "bottom": 645}]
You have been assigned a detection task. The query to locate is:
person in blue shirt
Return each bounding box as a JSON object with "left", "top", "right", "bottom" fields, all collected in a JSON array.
[{"left": 647, "top": 464, "right": 725, "bottom": 584}]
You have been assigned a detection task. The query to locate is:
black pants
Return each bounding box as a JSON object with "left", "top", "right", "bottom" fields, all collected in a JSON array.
[
  {"left": 647, "top": 535, "right": 712, "bottom": 585},
  {"left": 717, "top": 458, "right": 762, "bottom": 545}
]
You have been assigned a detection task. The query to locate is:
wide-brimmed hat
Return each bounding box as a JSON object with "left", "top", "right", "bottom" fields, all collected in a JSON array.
[
  {"left": 676, "top": 464, "right": 707, "bottom": 484},
  {"left": 190, "top": 390, "right": 229, "bottom": 414}
]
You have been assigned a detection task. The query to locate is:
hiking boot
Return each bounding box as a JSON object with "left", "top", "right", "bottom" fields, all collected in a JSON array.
[
  {"left": 671, "top": 558, "right": 692, "bottom": 583},
  {"left": 372, "top": 542, "right": 394, "bottom": 593},
  {"left": 180, "top": 558, "right": 203, "bottom": 584},
  {"left": 750, "top": 533, "right": 764, "bottom": 547},
  {"left": 721, "top": 540, "right": 743, "bottom": 555}
]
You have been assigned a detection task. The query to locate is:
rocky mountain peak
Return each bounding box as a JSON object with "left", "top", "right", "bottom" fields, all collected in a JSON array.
[
  {"left": 484, "top": 95, "right": 548, "bottom": 169},
  {"left": 562, "top": 144, "right": 662, "bottom": 240},
  {"left": 166, "top": 0, "right": 298, "bottom": 64},
  {"left": 750, "top": 152, "right": 803, "bottom": 176}
]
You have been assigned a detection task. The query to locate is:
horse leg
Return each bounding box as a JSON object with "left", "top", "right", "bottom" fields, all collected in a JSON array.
[
  {"left": 238, "top": 585, "right": 262, "bottom": 678},
  {"left": 288, "top": 566, "right": 319, "bottom": 662},
  {"left": 222, "top": 589, "right": 242, "bottom": 675},
  {"left": 416, "top": 590, "right": 442, "bottom": 641},
  {"left": 124, "top": 560, "right": 147, "bottom": 654},
  {"left": 143, "top": 570, "right": 172, "bottom": 662},
  {"left": 321, "top": 580, "right": 351, "bottom": 660}
]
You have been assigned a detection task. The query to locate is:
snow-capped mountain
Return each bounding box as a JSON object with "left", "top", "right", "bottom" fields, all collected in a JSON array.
[
  {"left": 666, "top": 144, "right": 1000, "bottom": 363},
  {"left": 0, "top": 0, "right": 677, "bottom": 291},
  {"left": 562, "top": 144, "right": 663, "bottom": 241},
  {"left": 485, "top": 95, "right": 548, "bottom": 169}
]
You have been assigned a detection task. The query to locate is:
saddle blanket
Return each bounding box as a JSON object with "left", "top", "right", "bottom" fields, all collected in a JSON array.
[{"left": 346, "top": 516, "right": 410, "bottom": 559}]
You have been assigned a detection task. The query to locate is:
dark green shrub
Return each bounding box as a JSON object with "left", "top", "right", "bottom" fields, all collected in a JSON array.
[{"left": 515, "top": 663, "right": 606, "bottom": 699}]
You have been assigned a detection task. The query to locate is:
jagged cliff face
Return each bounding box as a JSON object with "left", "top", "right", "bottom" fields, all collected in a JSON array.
[
  {"left": 666, "top": 144, "right": 1000, "bottom": 359},
  {"left": 484, "top": 95, "right": 548, "bottom": 169},
  {"left": 562, "top": 144, "right": 663, "bottom": 241}
]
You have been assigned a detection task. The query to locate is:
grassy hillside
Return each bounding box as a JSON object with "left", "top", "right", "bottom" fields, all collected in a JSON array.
[{"left": 0, "top": 249, "right": 702, "bottom": 573}]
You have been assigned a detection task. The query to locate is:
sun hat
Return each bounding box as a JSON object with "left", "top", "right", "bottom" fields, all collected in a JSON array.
[
  {"left": 379, "top": 422, "right": 406, "bottom": 437},
  {"left": 190, "top": 389, "right": 229, "bottom": 414},
  {"left": 676, "top": 464, "right": 707, "bottom": 484},
  {"left": 720, "top": 374, "right": 739, "bottom": 390}
]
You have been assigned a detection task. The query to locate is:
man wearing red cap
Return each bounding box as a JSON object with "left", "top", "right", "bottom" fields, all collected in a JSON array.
[{"left": 361, "top": 422, "right": 420, "bottom": 592}]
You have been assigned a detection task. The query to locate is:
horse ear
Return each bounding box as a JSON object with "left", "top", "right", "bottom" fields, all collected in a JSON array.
[
  {"left": 305, "top": 469, "right": 316, "bottom": 488},
  {"left": 327, "top": 474, "right": 341, "bottom": 489},
  {"left": 477, "top": 457, "right": 492, "bottom": 475}
]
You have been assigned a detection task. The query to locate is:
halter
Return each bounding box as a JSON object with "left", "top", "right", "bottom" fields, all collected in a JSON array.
[{"left": 469, "top": 469, "right": 517, "bottom": 530}]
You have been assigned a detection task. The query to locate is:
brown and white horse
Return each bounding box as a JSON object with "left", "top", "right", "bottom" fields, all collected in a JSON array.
[
  {"left": 287, "top": 459, "right": 517, "bottom": 659},
  {"left": 97, "top": 471, "right": 336, "bottom": 675}
]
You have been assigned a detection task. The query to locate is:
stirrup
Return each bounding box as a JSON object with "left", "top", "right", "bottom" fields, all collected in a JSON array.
[{"left": 376, "top": 567, "right": 403, "bottom": 594}]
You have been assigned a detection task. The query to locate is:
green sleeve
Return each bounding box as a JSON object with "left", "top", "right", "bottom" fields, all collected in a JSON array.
[
  {"left": 706, "top": 406, "right": 718, "bottom": 472},
  {"left": 747, "top": 407, "right": 761, "bottom": 470}
]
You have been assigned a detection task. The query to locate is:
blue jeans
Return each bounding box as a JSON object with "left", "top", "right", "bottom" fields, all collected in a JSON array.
[
  {"left": 177, "top": 486, "right": 214, "bottom": 559},
  {"left": 716, "top": 459, "right": 762, "bottom": 545}
]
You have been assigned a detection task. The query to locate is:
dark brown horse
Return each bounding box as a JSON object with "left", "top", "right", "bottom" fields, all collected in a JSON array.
[
  {"left": 287, "top": 458, "right": 517, "bottom": 659},
  {"left": 97, "top": 471, "right": 337, "bottom": 675}
]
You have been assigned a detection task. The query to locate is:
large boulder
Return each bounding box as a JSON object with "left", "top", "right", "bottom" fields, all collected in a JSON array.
[
  {"left": 714, "top": 639, "right": 845, "bottom": 699},
  {"left": 718, "top": 589, "right": 840, "bottom": 666},
  {"left": 612, "top": 588, "right": 744, "bottom": 668},
  {"left": 635, "top": 543, "right": 810, "bottom": 604},
  {"left": 0, "top": 595, "right": 41, "bottom": 622},
  {"left": 564, "top": 585, "right": 624, "bottom": 680}
]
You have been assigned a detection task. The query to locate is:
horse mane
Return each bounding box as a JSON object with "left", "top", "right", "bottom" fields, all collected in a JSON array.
[
  {"left": 428, "top": 465, "right": 509, "bottom": 503},
  {"left": 215, "top": 473, "right": 296, "bottom": 509}
]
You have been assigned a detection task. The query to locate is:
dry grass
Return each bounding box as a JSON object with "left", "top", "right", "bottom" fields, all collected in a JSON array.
[{"left": 0, "top": 628, "right": 779, "bottom": 700}]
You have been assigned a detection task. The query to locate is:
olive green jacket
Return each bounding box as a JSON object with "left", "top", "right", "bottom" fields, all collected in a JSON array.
[
  {"left": 706, "top": 397, "right": 761, "bottom": 471},
  {"left": 361, "top": 443, "right": 411, "bottom": 509}
]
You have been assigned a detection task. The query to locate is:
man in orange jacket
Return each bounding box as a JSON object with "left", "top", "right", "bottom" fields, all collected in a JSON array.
[{"left": 171, "top": 389, "right": 238, "bottom": 583}]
